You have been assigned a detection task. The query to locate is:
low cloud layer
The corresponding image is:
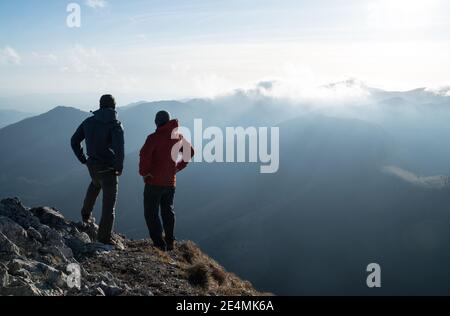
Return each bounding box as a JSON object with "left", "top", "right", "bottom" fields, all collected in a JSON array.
[{"left": 382, "top": 165, "right": 449, "bottom": 189}]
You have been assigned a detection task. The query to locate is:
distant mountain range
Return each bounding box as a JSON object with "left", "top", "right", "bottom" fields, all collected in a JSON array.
[
  {"left": 0, "top": 109, "right": 32, "bottom": 128},
  {"left": 1, "top": 82, "right": 450, "bottom": 295}
]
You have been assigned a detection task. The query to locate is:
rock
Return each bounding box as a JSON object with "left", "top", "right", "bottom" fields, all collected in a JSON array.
[
  {"left": 39, "top": 246, "right": 73, "bottom": 264},
  {"left": 6, "top": 259, "right": 67, "bottom": 289},
  {"left": 65, "top": 229, "right": 92, "bottom": 259},
  {"left": 139, "top": 289, "right": 154, "bottom": 296},
  {"left": 110, "top": 235, "right": 126, "bottom": 251},
  {"left": 98, "top": 271, "right": 115, "bottom": 283},
  {"left": 37, "top": 262, "right": 67, "bottom": 288},
  {"left": 75, "top": 221, "right": 99, "bottom": 240},
  {"left": 0, "top": 216, "right": 29, "bottom": 248},
  {"left": 93, "top": 287, "right": 106, "bottom": 296},
  {"left": 13, "top": 269, "right": 33, "bottom": 280},
  {"left": 40, "top": 254, "right": 61, "bottom": 267},
  {"left": 1, "top": 277, "right": 42, "bottom": 296},
  {"left": 0, "top": 263, "right": 10, "bottom": 287},
  {"left": 27, "top": 227, "right": 43, "bottom": 241},
  {"left": 98, "top": 281, "right": 124, "bottom": 296},
  {"left": 0, "top": 232, "right": 21, "bottom": 259},
  {"left": 39, "top": 225, "right": 63, "bottom": 243},
  {"left": 32, "top": 225, "right": 74, "bottom": 262},
  {"left": 83, "top": 243, "right": 114, "bottom": 255},
  {"left": 66, "top": 240, "right": 88, "bottom": 259},
  {"left": 75, "top": 231, "right": 91, "bottom": 244},
  {"left": 0, "top": 198, "right": 262, "bottom": 296},
  {"left": 7, "top": 259, "right": 38, "bottom": 275},
  {"left": 0, "top": 198, "right": 41, "bottom": 230},
  {"left": 30, "top": 207, "right": 69, "bottom": 231}
]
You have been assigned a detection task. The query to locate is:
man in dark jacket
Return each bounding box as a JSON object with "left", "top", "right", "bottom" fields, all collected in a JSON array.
[
  {"left": 139, "top": 111, "right": 194, "bottom": 251},
  {"left": 71, "top": 94, "right": 124, "bottom": 244}
]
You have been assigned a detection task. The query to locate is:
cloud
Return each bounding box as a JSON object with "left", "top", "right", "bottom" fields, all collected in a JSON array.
[
  {"left": 31, "top": 52, "right": 58, "bottom": 64},
  {"left": 56, "top": 45, "right": 141, "bottom": 95},
  {"left": 227, "top": 77, "right": 372, "bottom": 105},
  {"left": 192, "top": 73, "right": 237, "bottom": 98},
  {"left": 63, "top": 45, "right": 115, "bottom": 77},
  {"left": 382, "top": 165, "right": 449, "bottom": 189},
  {"left": 85, "top": 0, "right": 107, "bottom": 9},
  {"left": 0, "top": 46, "right": 22, "bottom": 65}
]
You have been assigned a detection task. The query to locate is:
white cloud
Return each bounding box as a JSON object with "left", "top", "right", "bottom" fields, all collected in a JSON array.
[
  {"left": 31, "top": 52, "right": 58, "bottom": 64},
  {"left": 63, "top": 45, "right": 115, "bottom": 77},
  {"left": 0, "top": 46, "right": 22, "bottom": 65},
  {"left": 54, "top": 45, "right": 142, "bottom": 96},
  {"left": 382, "top": 165, "right": 449, "bottom": 189},
  {"left": 270, "top": 79, "right": 370, "bottom": 103},
  {"left": 192, "top": 73, "right": 237, "bottom": 98},
  {"left": 224, "top": 75, "right": 372, "bottom": 105},
  {"left": 85, "top": 0, "right": 107, "bottom": 9}
]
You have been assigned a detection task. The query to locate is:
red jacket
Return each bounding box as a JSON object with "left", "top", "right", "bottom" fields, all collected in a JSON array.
[{"left": 139, "top": 119, "right": 194, "bottom": 186}]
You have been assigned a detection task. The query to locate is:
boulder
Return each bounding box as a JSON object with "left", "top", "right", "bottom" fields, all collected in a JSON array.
[
  {"left": 7, "top": 259, "right": 37, "bottom": 275},
  {"left": 0, "top": 232, "right": 21, "bottom": 259},
  {"left": 37, "top": 262, "right": 67, "bottom": 288},
  {"left": 75, "top": 221, "right": 99, "bottom": 241},
  {"left": 6, "top": 259, "right": 67, "bottom": 289},
  {"left": 0, "top": 216, "right": 29, "bottom": 248},
  {"left": 27, "top": 227, "right": 43, "bottom": 241},
  {"left": 0, "top": 198, "right": 40, "bottom": 229},
  {"left": 0, "top": 277, "right": 42, "bottom": 296},
  {"left": 30, "top": 207, "right": 70, "bottom": 231}
]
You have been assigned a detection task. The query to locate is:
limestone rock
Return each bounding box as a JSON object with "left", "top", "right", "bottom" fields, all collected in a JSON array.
[{"left": 0, "top": 198, "right": 262, "bottom": 296}]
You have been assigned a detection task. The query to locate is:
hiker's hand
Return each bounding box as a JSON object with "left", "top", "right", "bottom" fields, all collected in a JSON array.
[
  {"left": 143, "top": 173, "right": 153, "bottom": 182},
  {"left": 115, "top": 170, "right": 122, "bottom": 176}
]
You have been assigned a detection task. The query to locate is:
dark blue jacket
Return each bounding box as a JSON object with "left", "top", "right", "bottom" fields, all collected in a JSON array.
[{"left": 71, "top": 108, "right": 125, "bottom": 172}]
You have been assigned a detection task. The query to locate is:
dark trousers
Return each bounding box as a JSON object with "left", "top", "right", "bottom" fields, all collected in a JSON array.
[
  {"left": 144, "top": 185, "right": 176, "bottom": 247},
  {"left": 81, "top": 164, "right": 118, "bottom": 243}
]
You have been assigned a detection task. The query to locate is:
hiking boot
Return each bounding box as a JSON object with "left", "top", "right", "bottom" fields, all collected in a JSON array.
[
  {"left": 82, "top": 214, "right": 95, "bottom": 225},
  {"left": 165, "top": 239, "right": 175, "bottom": 251},
  {"left": 154, "top": 242, "right": 167, "bottom": 252},
  {"left": 98, "top": 237, "right": 125, "bottom": 251},
  {"left": 166, "top": 243, "right": 174, "bottom": 251}
]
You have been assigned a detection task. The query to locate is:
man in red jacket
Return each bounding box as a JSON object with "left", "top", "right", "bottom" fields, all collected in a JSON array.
[{"left": 139, "top": 111, "right": 194, "bottom": 251}]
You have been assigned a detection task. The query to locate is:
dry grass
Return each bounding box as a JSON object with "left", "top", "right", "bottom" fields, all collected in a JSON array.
[
  {"left": 175, "top": 241, "right": 267, "bottom": 295},
  {"left": 209, "top": 263, "right": 227, "bottom": 285},
  {"left": 178, "top": 241, "right": 201, "bottom": 264},
  {"left": 186, "top": 263, "right": 210, "bottom": 288},
  {"left": 84, "top": 240, "right": 266, "bottom": 296}
]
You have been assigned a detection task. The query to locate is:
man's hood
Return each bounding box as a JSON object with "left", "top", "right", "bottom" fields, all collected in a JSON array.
[
  {"left": 156, "top": 119, "right": 179, "bottom": 133},
  {"left": 92, "top": 108, "right": 118, "bottom": 123}
]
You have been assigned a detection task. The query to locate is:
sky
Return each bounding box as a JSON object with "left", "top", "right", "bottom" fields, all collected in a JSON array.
[{"left": 0, "top": 0, "right": 450, "bottom": 111}]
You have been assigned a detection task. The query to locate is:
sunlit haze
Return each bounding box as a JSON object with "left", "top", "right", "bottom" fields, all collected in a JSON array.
[{"left": 0, "top": 0, "right": 449, "bottom": 111}]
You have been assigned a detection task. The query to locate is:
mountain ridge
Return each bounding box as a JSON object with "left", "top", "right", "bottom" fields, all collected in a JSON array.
[
  {"left": 3, "top": 87, "right": 450, "bottom": 295},
  {"left": 0, "top": 198, "right": 262, "bottom": 296},
  {"left": 0, "top": 109, "right": 33, "bottom": 129}
]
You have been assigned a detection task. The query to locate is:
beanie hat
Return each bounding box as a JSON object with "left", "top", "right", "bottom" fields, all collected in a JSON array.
[{"left": 155, "top": 110, "right": 171, "bottom": 127}]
